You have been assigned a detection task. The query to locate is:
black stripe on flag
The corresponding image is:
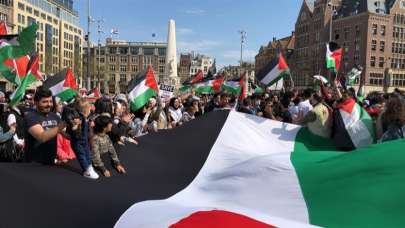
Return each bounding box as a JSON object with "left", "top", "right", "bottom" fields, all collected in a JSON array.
[
  {"left": 255, "top": 57, "right": 279, "bottom": 83},
  {"left": 127, "top": 69, "right": 147, "bottom": 93},
  {"left": 0, "top": 111, "right": 230, "bottom": 228},
  {"left": 42, "top": 68, "right": 69, "bottom": 89}
]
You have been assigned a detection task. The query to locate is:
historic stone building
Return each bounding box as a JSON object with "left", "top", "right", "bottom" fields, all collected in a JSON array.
[
  {"left": 178, "top": 53, "right": 192, "bottom": 83},
  {"left": 255, "top": 33, "right": 295, "bottom": 77},
  {"left": 83, "top": 38, "right": 167, "bottom": 94},
  {"left": 0, "top": 0, "right": 14, "bottom": 91},
  {"left": 293, "top": 0, "right": 405, "bottom": 92}
]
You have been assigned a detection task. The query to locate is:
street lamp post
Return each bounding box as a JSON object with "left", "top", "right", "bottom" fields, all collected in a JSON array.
[
  {"left": 86, "top": 0, "right": 92, "bottom": 91},
  {"left": 238, "top": 30, "right": 247, "bottom": 91},
  {"left": 96, "top": 19, "right": 104, "bottom": 92}
]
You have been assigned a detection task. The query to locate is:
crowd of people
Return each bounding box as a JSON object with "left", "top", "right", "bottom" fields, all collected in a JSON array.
[{"left": 0, "top": 83, "right": 404, "bottom": 179}]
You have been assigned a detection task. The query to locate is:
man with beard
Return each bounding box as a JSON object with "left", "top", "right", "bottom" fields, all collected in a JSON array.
[{"left": 24, "top": 87, "right": 66, "bottom": 165}]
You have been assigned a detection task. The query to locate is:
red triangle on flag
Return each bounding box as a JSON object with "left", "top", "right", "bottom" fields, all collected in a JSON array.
[
  {"left": 332, "top": 48, "right": 343, "bottom": 71},
  {"left": 63, "top": 68, "right": 78, "bottom": 90},
  {"left": 239, "top": 73, "right": 248, "bottom": 100},
  {"left": 191, "top": 70, "right": 204, "bottom": 84},
  {"left": 170, "top": 210, "right": 276, "bottom": 228},
  {"left": 0, "top": 21, "right": 7, "bottom": 35},
  {"left": 145, "top": 65, "right": 159, "bottom": 93},
  {"left": 212, "top": 75, "right": 224, "bottom": 93},
  {"left": 28, "top": 56, "right": 43, "bottom": 80},
  {"left": 4, "top": 55, "right": 30, "bottom": 78},
  {"left": 278, "top": 54, "right": 289, "bottom": 71},
  {"left": 336, "top": 97, "right": 356, "bottom": 114}
]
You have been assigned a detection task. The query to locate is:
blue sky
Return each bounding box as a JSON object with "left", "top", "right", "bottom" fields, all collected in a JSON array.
[{"left": 76, "top": 0, "right": 303, "bottom": 68}]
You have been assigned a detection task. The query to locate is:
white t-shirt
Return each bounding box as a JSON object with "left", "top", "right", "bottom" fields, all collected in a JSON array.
[
  {"left": 169, "top": 107, "right": 183, "bottom": 124},
  {"left": 298, "top": 99, "right": 313, "bottom": 117}
]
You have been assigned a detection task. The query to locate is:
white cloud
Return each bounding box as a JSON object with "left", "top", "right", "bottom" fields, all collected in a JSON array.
[
  {"left": 177, "top": 28, "right": 193, "bottom": 36},
  {"left": 178, "top": 40, "right": 222, "bottom": 52},
  {"left": 223, "top": 50, "right": 258, "bottom": 61},
  {"left": 184, "top": 9, "right": 206, "bottom": 15}
]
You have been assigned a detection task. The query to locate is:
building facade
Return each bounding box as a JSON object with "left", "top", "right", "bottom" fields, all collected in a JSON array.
[
  {"left": 293, "top": 0, "right": 405, "bottom": 92},
  {"left": 190, "top": 54, "right": 215, "bottom": 77},
  {"left": 83, "top": 38, "right": 167, "bottom": 94},
  {"left": 13, "top": 0, "right": 83, "bottom": 80},
  {"left": 0, "top": 0, "right": 14, "bottom": 91},
  {"left": 178, "top": 53, "right": 192, "bottom": 83},
  {"left": 293, "top": 0, "right": 341, "bottom": 88},
  {"left": 221, "top": 62, "right": 255, "bottom": 81},
  {"left": 255, "top": 33, "right": 295, "bottom": 76}
]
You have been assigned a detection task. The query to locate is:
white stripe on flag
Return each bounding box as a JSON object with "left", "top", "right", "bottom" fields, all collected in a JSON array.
[
  {"left": 115, "top": 111, "right": 310, "bottom": 228},
  {"left": 49, "top": 80, "right": 65, "bottom": 96},
  {"left": 339, "top": 105, "right": 373, "bottom": 148},
  {"left": 128, "top": 79, "right": 148, "bottom": 101},
  {"left": 261, "top": 64, "right": 281, "bottom": 85}
]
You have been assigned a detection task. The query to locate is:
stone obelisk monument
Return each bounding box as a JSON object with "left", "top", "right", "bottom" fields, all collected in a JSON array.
[{"left": 165, "top": 19, "right": 180, "bottom": 88}]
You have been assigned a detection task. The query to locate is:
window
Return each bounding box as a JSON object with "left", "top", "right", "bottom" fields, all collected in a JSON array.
[
  {"left": 120, "top": 65, "right": 127, "bottom": 72},
  {"left": 109, "top": 65, "right": 116, "bottom": 71},
  {"left": 159, "top": 65, "right": 165, "bottom": 74},
  {"left": 130, "top": 47, "right": 139, "bottom": 55},
  {"left": 380, "top": 41, "right": 385, "bottom": 52},
  {"left": 372, "top": 24, "right": 378, "bottom": 35},
  {"left": 119, "top": 47, "right": 128, "bottom": 55},
  {"left": 131, "top": 56, "right": 138, "bottom": 63},
  {"left": 41, "top": 13, "right": 46, "bottom": 20},
  {"left": 381, "top": 25, "right": 386, "bottom": 36},
  {"left": 344, "top": 27, "right": 350, "bottom": 40},
  {"left": 379, "top": 57, "right": 385, "bottom": 68},
  {"left": 120, "top": 74, "right": 126, "bottom": 81},
  {"left": 143, "top": 48, "right": 154, "bottom": 55},
  {"left": 158, "top": 48, "right": 166, "bottom": 56},
  {"left": 369, "top": 73, "right": 384, "bottom": 85},
  {"left": 109, "top": 47, "right": 117, "bottom": 54},
  {"left": 120, "top": 56, "right": 127, "bottom": 63},
  {"left": 26, "top": 6, "right": 32, "bottom": 14},
  {"left": 371, "top": 40, "right": 377, "bottom": 51},
  {"left": 370, "top": 56, "right": 376, "bottom": 67},
  {"left": 109, "top": 56, "right": 116, "bottom": 63},
  {"left": 34, "top": 10, "right": 39, "bottom": 17},
  {"left": 110, "top": 74, "right": 116, "bottom": 81},
  {"left": 393, "top": 74, "right": 405, "bottom": 87},
  {"left": 131, "top": 65, "right": 138, "bottom": 72},
  {"left": 159, "top": 57, "right": 165, "bottom": 65},
  {"left": 17, "top": 2, "right": 24, "bottom": 10}
]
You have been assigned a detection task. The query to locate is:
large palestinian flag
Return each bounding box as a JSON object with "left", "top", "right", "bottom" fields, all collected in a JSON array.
[
  {"left": 221, "top": 80, "right": 242, "bottom": 94},
  {"left": 128, "top": 65, "right": 159, "bottom": 111},
  {"left": 256, "top": 53, "right": 289, "bottom": 87},
  {"left": 1, "top": 110, "right": 404, "bottom": 227},
  {"left": 43, "top": 68, "right": 78, "bottom": 102}
]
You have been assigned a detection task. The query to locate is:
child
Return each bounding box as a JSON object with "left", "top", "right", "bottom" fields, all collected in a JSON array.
[
  {"left": 92, "top": 115, "right": 126, "bottom": 177},
  {"left": 64, "top": 98, "right": 99, "bottom": 179}
]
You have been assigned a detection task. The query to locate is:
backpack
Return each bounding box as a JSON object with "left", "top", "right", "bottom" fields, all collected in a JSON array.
[{"left": 379, "top": 125, "right": 405, "bottom": 143}]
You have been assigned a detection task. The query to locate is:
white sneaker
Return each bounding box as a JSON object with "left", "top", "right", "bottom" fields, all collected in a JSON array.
[{"left": 83, "top": 166, "right": 99, "bottom": 179}]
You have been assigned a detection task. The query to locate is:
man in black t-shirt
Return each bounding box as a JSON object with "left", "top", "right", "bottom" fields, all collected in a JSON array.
[{"left": 24, "top": 87, "right": 65, "bottom": 165}]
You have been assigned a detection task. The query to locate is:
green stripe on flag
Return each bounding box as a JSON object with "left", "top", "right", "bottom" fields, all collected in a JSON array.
[
  {"left": 130, "top": 88, "right": 157, "bottom": 111},
  {"left": 268, "top": 70, "right": 290, "bottom": 86},
  {"left": 57, "top": 88, "right": 77, "bottom": 102},
  {"left": 292, "top": 128, "right": 405, "bottom": 227}
]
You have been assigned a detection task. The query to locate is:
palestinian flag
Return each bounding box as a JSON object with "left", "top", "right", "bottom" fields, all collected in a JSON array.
[
  {"left": 333, "top": 98, "right": 375, "bottom": 151},
  {"left": 256, "top": 53, "right": 289, "bottom": 86},
  {"left": 0, "top": 24, "right": 38, "bottom": 65},
  {"left": 88, "top": 87, "right": 101, "bottom": 98},
  {"left": 9, "top": 55, "right": 42, "bottom": 106},
  {"left": 191, "top": 69, "right": 204, "bottom": 84},
  {"left": 2, "top": 55, "right": 30, "bottom": 85},
  {"left": 326, "top": 42, "right": 342, "bottom": 72},
  {"left": 0, "top": 21, "right": 8, "bottom": 35},
  {"left": 221, "top": 80, "right": 242, "bottom": 94},
  {"left": 43, "top": 68, "right": 78, "bottom": 102},
  {"left": 194, "top": 77, "right": 223, "bottom": 94},
  {"left": 1, "top": 110, "right": 404, "bottom": 228},
  {"left": 128, "top": 65, "right": 159, "bottom": 111}
]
